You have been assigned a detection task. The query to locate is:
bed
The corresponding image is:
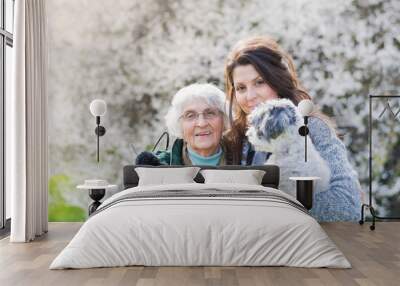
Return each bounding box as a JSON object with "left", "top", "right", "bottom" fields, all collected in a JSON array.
[{"left": 50, "top": 165, "right": 350, "bottom": 269}]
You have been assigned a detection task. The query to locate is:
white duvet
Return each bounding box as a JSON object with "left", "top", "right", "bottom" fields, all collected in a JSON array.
[{"left": 50, "top": 183, "right": 350, "bottom": 269}]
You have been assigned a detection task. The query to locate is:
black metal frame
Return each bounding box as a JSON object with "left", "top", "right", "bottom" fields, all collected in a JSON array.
[
  {"left": 359, "top": 94, "right": 400, "bottom": 230},
  {"left": 1, "top": 0, "right": 14, "bottom": 234}
]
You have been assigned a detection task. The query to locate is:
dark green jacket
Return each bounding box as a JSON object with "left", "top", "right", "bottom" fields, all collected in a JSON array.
[
  {"left": 155, "top": 139, "right": 233, "bottom": 165},
  {"left": 155, "top": 139, "right": 184, "bottom": 165}
]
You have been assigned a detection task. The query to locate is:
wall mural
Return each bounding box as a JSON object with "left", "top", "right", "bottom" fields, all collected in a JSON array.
[{"left": 47, "top": 0, "right": 400, "bottom": 221}]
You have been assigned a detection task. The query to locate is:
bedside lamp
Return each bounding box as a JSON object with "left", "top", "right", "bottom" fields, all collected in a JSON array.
[
  {"left": 81, "top": 99, "right": 108, "bottom": 215},
  {"left": 89, "top": 99, "right": 107, "bottom": 163},
  {"left": 292, "top": 99, "right": 317, "bottom": 211},
  {"left": 298, "top": 99, "right": 314, "bottom": 162}
]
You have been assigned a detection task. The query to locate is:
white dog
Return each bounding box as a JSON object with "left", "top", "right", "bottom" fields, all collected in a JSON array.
[{"left": 246, "top": 99, "right": 331, "bottom": 198}]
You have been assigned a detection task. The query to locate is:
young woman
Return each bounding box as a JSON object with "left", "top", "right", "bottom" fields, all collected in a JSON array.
[{"left": 224, "top": 36, "right": 362, "bottom": 221}]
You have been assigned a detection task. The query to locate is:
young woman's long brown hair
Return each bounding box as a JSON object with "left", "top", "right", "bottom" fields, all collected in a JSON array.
[{"left": 224, "top": 36, "right": 336, "bottom": 164}]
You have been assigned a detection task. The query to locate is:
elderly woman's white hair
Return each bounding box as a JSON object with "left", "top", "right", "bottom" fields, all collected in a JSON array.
[{"left": 165, "top": 83, "right": 228, "bottom": 138}]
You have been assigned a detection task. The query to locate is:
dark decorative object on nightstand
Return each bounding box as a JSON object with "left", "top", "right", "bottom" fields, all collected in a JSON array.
[
  {"left": 88, "top": 189, "right": 106, "bottom": 215},
  {"left": 77, "top": 180, "right": 117, "bottom": 216},
  {"left": 290, "top": 177, "right": 320, "bottom": 210},
  {"left": 296, "top": 181, "right": 313, "bottom": 210}
]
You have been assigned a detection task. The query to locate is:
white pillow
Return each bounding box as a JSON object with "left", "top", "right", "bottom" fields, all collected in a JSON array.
[
  {"left": 135, "top": 167, "right": 200, "bottom": 186},
  {"left": 200, "top": 169, "right": 266, "bottom": 185}
]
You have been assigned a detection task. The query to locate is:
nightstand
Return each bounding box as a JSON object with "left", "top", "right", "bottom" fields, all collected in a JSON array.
[
  {"left": 289, "top": 177, "right": 320, "bottom": 210},
  {"left": 77, "top": 181, "right": 118, "bottom": 215}
]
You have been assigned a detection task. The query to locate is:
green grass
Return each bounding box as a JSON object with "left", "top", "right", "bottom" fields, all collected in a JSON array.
[
  {"left": 48, "top": 174, "right": 86, "bottom": 222},
  {"left": 48, "top": 203, "right": 86, "bottom": 221}
]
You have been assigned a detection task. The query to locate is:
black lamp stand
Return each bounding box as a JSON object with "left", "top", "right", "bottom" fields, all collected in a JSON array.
[
  {"left": 296, "top": 180, "right": 313, "bottom": 210},
  {"left": 298, "top": 116, "right": 309, "bottom": 162},
  {"left": 94, "top": 116, "right": 106, "bottom": 163}
]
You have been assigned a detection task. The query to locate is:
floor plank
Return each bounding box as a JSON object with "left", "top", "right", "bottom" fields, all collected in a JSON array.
[{"left": 0, "top": 222, "right": 399, "bottom": 286}]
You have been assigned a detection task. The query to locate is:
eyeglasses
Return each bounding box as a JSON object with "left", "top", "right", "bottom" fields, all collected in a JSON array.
[{"left": 180, "top": 109, "right": 221, "bottom": 122}]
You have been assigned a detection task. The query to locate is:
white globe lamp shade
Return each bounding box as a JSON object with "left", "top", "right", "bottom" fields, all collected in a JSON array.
[
  {"left": 298, "top": 99, "right": 314, "bottom": 117},
  {"left": 89, "top": 99, "right": 107, "bottom": 117}
]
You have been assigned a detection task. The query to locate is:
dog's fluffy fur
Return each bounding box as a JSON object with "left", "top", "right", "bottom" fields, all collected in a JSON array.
[{"left": 246, "top": 99, "right": 330, "bottom": 198}]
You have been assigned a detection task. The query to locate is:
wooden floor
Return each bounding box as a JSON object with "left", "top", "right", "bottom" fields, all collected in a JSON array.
[{"left": 0, "top": 222, "right": 399, "bottom": 286}]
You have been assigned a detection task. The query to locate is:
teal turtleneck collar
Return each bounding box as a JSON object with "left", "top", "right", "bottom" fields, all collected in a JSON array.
[{"left": 187, "top": 146, "right": 222, "bottom": 166}]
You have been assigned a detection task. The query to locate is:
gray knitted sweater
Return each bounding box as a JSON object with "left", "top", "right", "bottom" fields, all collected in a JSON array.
[{"left": 242, "top": 117, "right": 362, "bottom": 221}]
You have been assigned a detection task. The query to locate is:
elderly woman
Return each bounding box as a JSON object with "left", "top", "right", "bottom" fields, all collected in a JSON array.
[{"left": 145, "top": 83, "right": 232, "bottom": 166}]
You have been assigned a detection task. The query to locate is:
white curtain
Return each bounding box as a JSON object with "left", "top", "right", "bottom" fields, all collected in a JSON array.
[{"left": 8, "top": 0, "right": 48, "bottom": 242}]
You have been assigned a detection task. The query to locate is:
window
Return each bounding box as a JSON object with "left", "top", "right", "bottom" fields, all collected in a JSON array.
[{"left": 0, "top": 0, "right": 14, "bottom": 235}]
